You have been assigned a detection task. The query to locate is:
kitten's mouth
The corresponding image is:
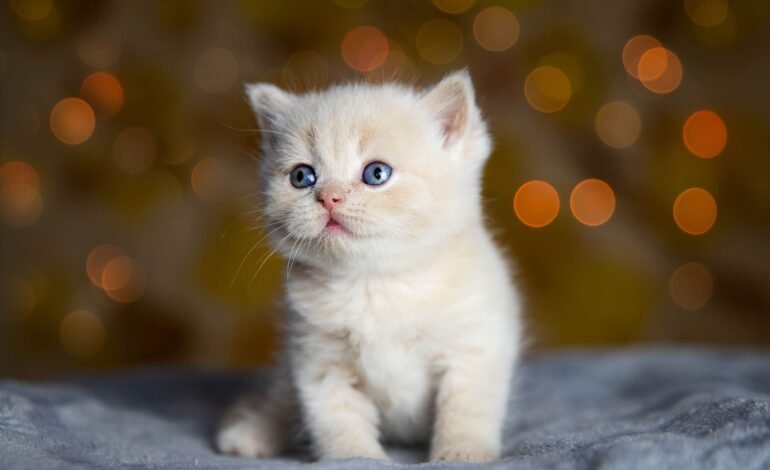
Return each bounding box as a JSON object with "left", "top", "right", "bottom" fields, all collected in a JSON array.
[{"left": 324, "top": 215, "right": 350, "bottom": 235}]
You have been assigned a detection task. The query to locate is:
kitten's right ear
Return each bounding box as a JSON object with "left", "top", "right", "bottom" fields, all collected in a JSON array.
[{"left": 244, "top": 83, "right": 294, "bottom": 132}]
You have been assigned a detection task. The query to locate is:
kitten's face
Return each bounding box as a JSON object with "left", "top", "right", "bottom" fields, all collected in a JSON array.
[{"left": 248, "top": 72, "right": 491, "bottom": 271}]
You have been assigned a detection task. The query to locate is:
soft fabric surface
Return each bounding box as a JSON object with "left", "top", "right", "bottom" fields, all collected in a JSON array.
[{"left": 2, "top": 348, "right": 770, "bottom": 469}]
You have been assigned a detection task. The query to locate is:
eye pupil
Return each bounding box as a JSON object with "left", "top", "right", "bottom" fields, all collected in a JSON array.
[
  {"left": 290, "top": 165, "right": 316, "bottom": 188},
  {"left": 362, "top": 161, "right": 392, "bottom": 186}
]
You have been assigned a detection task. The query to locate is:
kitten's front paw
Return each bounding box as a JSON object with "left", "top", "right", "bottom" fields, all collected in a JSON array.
[
  {"left": 216, "top": 418, "right": 279, "bottom": 458},
  {"left": 430, "top": 441, "right": 499, "bottom": 463}
]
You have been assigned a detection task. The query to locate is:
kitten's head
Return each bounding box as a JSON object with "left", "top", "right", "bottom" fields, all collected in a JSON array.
[{"left": 247, "top": 71, "right": 491, "bottom": 272}]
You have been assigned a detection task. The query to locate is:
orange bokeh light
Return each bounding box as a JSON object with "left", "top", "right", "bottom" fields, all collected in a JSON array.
[
  {"left": 49, "top": 97, "right": 95, "bottom": 145},
  {"left": 80, "top": 71, "right": 124, "bottom": 118},
  {"left": 86, "top": 244, "right": 125, "bottom": 289},
  {"left": 473, "top": 6, "right": 520, "bottom": 52},
  {"left": 341, "top": 26, "right": 389, "bottom": 72},
  {"left": 638, "top": 47, "right": 682, "bottom": 94},
  {"left": 622, "top": 34, "right": 662, "bottom": 80},
  {"left": 669, "top": 262, "right": 714, "bottom": 310},
  {"left": 570, "top": 179, "right": 616, "bottom": 227},
  {"left": 513, "top": 180, "right": 560, "bottom": 228},
  {"left": 1, "top": 160, "right": 43, "bottom": 227},
  {"left": 101, "top": 255, "right": 146, "bottom": 303},
  {"left": 673, "top": 188, "right": 717, "bottom": 236},
  {"left": 683, "top": 110, "right": 727, "bottom": 159}
]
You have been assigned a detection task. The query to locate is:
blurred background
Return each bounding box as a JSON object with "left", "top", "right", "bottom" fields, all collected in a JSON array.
[{"left": 2, "top": 0, "right": 769, "bottom": 379}]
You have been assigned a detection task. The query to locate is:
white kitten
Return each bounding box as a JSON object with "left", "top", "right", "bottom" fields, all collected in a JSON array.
[{"left": 217, "top": 71, "right": 523, "bottom": 462}]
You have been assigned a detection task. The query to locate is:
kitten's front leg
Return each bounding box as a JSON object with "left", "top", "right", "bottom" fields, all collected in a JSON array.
[
  {"left": 295, "top": 355, "right": 387, "bottom": 460},
  {"left": 430, "top": 356, "right": 512, "bottom": 463}
]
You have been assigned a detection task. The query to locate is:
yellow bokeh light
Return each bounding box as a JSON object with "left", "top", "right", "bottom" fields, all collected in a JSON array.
[
  {"left": 113, "top": 127, "right": 157, "bottom": 175},
  {"left": 50, "top": 98, "right": 96, "bottom": 145},
  {"left": 685, "top": 0, "right": 729, "bottom": 27},
  {"left": 432, "top": 0, "right": 476, "bottom": 14},
  {"left": 80, "top": 71, "right": 124, "bottom": 118},
  {"left": 416, "top": 19, "right": 464, "bottom": 65},
  {"left": 669, "top": 262, "right": 714, "bottom": 310},
  {"left": 473, "top": 6, "right": 519, "bottom": 52},
  {"left": 524, "top": 66, "right": 572, "bottom": 113},
  {"left": 10, "top": 0, "right": 52, "bottom": 20},
  {"left": 683, "top": 110, "right": 727, "bottom": 159},
  {"left": 194, "top": 47, "right": 239, "bottom": 94},
  {"left": 60, "top": 310, "right": 105, "bottom": 358},
  {"left": 638, "top": 47, "right": 682, "bottom": 95},
  {"left": 341, "top": 26, "right": 389, "bottom": 72},
  {"left": 87, "top": 244, "right": 125, "bottom": 289},
  {"left": 673, "top": 188, "right": 717, "bottom": 236},
  {"left": 595, "top": 101, "right": 642, "bottom": 149},
  {"left": 513, "top": 180, "right": 560, "bottom": 228},
  {"left": 569, "top": 179, "right": 616, "bottom": 227},
  {"left": 622, "top": 35, "right": 662, "bottom": 80}
]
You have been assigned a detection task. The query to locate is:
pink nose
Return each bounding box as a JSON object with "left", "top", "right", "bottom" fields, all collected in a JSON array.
[{"left": 317, "top": 191, "right": 343, "bottom": 211}]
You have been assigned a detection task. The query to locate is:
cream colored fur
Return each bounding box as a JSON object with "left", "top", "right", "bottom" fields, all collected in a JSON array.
[{"left": 216, "top": 71, "right": 522, "bottom": 462}]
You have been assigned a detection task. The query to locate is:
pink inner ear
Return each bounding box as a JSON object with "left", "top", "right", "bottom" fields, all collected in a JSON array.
[{"left": 441, "top": 101, "right": 468, "bottom": 147}]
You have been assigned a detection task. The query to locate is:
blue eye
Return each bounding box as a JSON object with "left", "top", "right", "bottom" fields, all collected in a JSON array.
[
  {"left": 290, "top": 164, "right": 317, "bottom": 188},
  {"left": 362, "top": 162, "right": 393, "bottom": 186}
]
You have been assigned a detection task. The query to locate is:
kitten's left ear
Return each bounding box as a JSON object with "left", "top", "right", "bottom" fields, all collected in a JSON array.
[
  {"left": 419, "top": 70, "right": 478, "bottom": 149},
  {"left": 244, "top": 82, "right": 295, "bottom": 132}
]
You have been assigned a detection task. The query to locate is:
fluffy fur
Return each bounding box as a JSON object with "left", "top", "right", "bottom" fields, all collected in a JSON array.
[{"left": 216, "top": 71, "right": 523, "bottom": 462}]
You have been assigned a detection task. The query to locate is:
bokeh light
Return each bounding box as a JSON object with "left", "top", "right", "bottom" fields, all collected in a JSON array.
[
  {"left": 524, "top": 66, "right": 572, "bottom": 113},
  {"left": 622, "top": 35, "right": 662, "bottom": 80},
  {"left": 514, "top": 180, "right": 560, "bottom": 228},
  {"left": 473, "top": 6, "right": 519, "bottom": 52},
  {"left": 685, "top": 0, "right": 729, "bottom": 27},
  {"left": 86, "top": 244, "right": 125, "bottom": 289},
  {"left": 76, "top": 30, "right": 121, "bottom": 68},
  {"left": 80, "top": 71, "right": 124, "bottom": 118},
  {"left": 191, "top": 157, "right": 229, "bottom": 202},
  {"left": 595, "top": 101, "right": 642, "bottom": 149},
  {"left": 101, "top": 256, "right": 146, "bottom": 303},
  {"left": 341, "top": 26, "right": 389, "bottom": 72},
  {"left": 416, "top": 19, "right": 464, "bottom": 65},
  {"left": 432, "top": 0, "right": 476, "bottom": 14},
  {"left": 637, "top": 47, "right": 682, "bottom": 94},
  {"left": 194, "top": 47, "right": 239, "bottom": 94},
  {"left": 673, "top": 188, "right": 717, "bottom": 236},
  {"left": 113, "top": 127, "right": 157, "bottom": 175},
  {"left": 570, "top": 179, "right": 616, "bottom": 227},
  {"left": 60, "top": 310, "right": 105, "bottom": 358},
  {"left": 49, "top": 98, "right": 95, "bottom": 145},
  {"left": 0, "top": 160, "right": 43, "bottom": 227},
  {"left": 669, "top": 262, "right": 714, "bottom": 310},
  {"left": 683, "top": 110, "right": 727, "bottom": 159},
  {"left": 10, "top": 0, "right": 52, "bottom": 20}
]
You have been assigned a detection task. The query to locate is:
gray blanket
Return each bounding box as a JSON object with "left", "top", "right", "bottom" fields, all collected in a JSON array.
[{"left": 2, "top": 348, "right": 770, "bottom": 469}]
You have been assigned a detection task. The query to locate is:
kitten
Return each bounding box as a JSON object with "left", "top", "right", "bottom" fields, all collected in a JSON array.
[{"left": 216, "top": 70, "right": 523, "bottom": 462}]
